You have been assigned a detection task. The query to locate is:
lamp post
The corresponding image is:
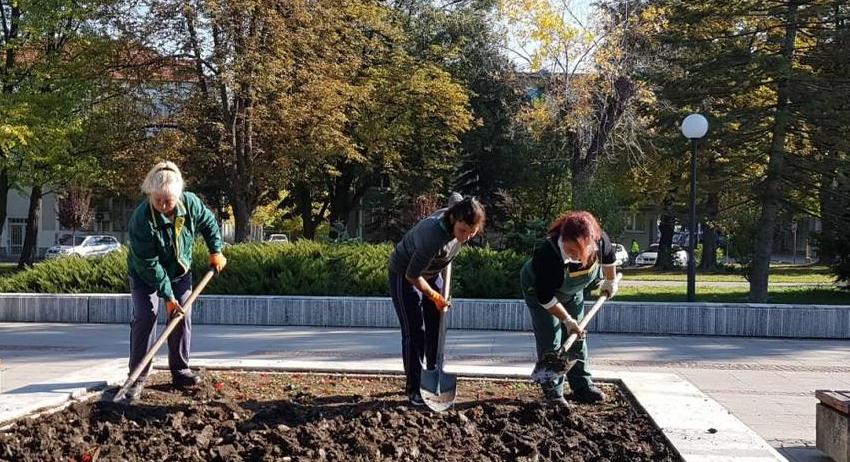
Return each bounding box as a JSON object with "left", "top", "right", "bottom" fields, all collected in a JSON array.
[{"left": 681, "top": 114, "right": 708, "bottom": 303}]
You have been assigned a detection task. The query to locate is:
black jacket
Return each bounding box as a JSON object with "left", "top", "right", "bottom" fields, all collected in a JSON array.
[{"left": 530, "top": 232, "right": 617, "bottom": 305}]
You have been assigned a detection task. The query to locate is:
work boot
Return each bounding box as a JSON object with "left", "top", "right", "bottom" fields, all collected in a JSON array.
[
  {"left": 540, "top": 382, "right": 569, "bottom": 408},
  {"left": 408, "top": 392, "right": 426, "bottom": 407},
  {"left": 172, "top": 370, "right": 202, "bottom": 388},
  {"left": 572, "top": 384, "right": 606, "bottom": 404}
]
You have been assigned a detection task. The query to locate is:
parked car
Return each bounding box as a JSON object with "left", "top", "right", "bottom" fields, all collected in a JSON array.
[
  {"left": 45, "top": 235, "right": 122, "bottom": 259},
  {"left": 634, "top": 243, "right": 688, "bottom": 267},
  {"left": 612, "top": 243, "right": 630, "bottom": 267},
  {"left": 266, "top": 233, "right": 289, "bottom": 243}
]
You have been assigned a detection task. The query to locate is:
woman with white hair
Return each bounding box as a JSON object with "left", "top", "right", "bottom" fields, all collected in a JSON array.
[{"left": 124, "top": 161, "right": 227, "bottom": 402}]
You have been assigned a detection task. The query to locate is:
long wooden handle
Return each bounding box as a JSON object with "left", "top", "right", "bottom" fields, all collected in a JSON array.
[
  {"left": 560, "top": 272, "right": 622, "bottom": 354},
  {"left": 114, "top": 269, "right": 216, "bottom": 401},
  {"left": 434, "top": 263, "right": 452, "bottom": 367},
  {"left": 442, "top": 263, "right": 452, "bottom": 301}
]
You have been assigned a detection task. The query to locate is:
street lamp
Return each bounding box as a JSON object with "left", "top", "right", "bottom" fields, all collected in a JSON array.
[{"left": 681, "top": 113, "right": 708, "bottom": 303}]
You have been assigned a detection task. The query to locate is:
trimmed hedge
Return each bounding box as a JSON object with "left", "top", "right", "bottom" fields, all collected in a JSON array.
[
  {"left": 0, "top": 249, "right": 130, "bottom": 293},
  {"left": 0, "top": 242, "right": 527, "bottom": 299}
]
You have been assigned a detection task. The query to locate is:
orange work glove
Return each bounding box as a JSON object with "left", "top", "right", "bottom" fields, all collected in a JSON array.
[
  {"left": 209, "top": 253, "right": 227, "bottom": 273},
  {"left": 166, "top": 299, "right": 184, "bottom": 318},
  {"left": 426, "top": 290, "right": 450, "bottom": 311}
]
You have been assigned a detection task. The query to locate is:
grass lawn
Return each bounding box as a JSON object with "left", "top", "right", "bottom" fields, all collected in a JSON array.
[
  {"left": 613, "top": 284, "right": 849, "bottom": 305},
  {"left": 621, "top": 264, "right": 835, "bottom": 284}
]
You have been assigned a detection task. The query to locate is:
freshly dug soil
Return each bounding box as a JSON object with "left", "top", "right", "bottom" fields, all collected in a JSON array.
[{"left": 0, "top": 371, "right": 681, "bottom": 461}]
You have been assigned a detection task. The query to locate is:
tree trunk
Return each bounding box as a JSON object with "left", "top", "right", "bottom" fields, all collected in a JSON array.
[
  {"left": 569, "top": 76, "right": 636, "bottom": 209},
  {"left": 655, "top": 177, "right": 679, "bottom": 270},
  {"left": 229, "top": 94, "right": 259, "bottom": 243},
  {"left": 656, "top": 214, "right": 675, "bottom": 270},
  {"left": 1, "top": 6, "right": 20, "bottom": 249},
  {"left": 18, "top": 185, "right": 42, "bottom": 269},
  {"left": 701, "top": 222, "right": 718, "bottom": 270},
  {"left": 570, "top": 165, "right": 595, "bottom": 210},
  {"left": 301, "top": 207, "right": 318, "bottom": 241},
  {"left": 327, "top": 168, "right": 356, "bottom": 239},
  {"left": 699, "top": 191, "right": 720, "bottom": 270},
  {"left": 232, "top": 194, "right": 252, "bottom": 242},
  {"left": 295, "top": 184, "right": 319, "bottom": 240},
  {"left": 750, "top": 1, "right": 799, "bottom": 303},
  {"left": 817, "top": 155, "right": 838, "bottom": 265},
  {"left": 0, "top": 169, "right": 8, "bottom": 245}
]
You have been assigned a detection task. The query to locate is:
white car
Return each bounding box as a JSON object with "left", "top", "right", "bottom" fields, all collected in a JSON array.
[
  {"left": 612, "top": 243, "right": 629, "bottom": 266},
  {"left": 266, "top": 233, "right": 289, "bottom": 243},
  {"left": 45, "top": 235, "right": 122, "bottom": 259},
  {"left": 634, "top": 243, "right": 688, "bottom": 267}
]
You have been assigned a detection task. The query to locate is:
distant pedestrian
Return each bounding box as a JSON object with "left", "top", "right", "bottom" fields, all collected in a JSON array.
[{"left": 630, "top": 239, "right": 641, "bottom": 265}]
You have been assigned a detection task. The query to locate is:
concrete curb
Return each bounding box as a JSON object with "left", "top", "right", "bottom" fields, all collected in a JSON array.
[{"left": 1, "top": 293, "right": 849, "bottom": 338}]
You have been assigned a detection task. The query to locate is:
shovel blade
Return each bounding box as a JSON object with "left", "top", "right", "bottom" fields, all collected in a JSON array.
[
  {"left": 420, "top": 368, "right": 457, "bottom": 412},
  {"left": 531, "top": 349, "right": 582, "bottom": 384},
  {"left": 531, "top": 360, "right": 579, "bottom": 384}
]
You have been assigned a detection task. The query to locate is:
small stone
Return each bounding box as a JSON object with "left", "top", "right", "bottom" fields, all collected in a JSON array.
[
  {"left": 213, "top": 444, "right": 238, "bottom": 460},
  {"left": 277, "top": 424, "right": 291, "bottom": 432},
  {"left": 707, "top": 428, "right": 718, "bottom": 434},
  {"left": 196, "top": 425, "right": 214, "bottom": 448}
]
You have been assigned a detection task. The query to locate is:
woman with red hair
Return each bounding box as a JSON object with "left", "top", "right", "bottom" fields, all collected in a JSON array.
[{"left": 520, "top": 211, "right": 620, "bottom": 406}]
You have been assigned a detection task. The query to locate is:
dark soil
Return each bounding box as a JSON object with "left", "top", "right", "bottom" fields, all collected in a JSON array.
[{"left": 0, "top": 371, "right": 681, "bottom": 461}]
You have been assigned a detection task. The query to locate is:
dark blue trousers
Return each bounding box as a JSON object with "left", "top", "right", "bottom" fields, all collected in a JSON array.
[
  {"left": 389, "top": 270, "right": 444, "bottom": 395},
  {"left": 128, "top": 272, "right": 193, "bottom": 382}
]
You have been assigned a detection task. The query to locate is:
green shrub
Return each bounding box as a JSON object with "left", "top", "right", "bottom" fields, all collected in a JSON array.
[
  {"left": 194, "top": 241, "right": 393, "bottom": 296},
  {"left": 454, "top": 246, "right": 525, "bottom": 298},
  {"left": 0, "top": 241, "right": 532, "bottom": 298},
  {"left": 694, "top": 243, "right": 726, "bottom": 266},
  {"left": 0, "top": 250, "right": 129, "bottom": 293}
]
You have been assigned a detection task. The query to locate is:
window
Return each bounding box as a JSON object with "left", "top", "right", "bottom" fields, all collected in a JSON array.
[
  {"left": 95, "top": 220, "right": 111, "bottom": 233},
  {"left": 100, "top": 236, "right": 118, "bottom": 245},
  {"left": 59, "top": 235, "right": 87, "bottom": 246},
  {"left": 8, "top": 218, "right": 27, "bottom": 255},
  {"left": 625, "top": 213, "right": 645, "bottom": 233}
]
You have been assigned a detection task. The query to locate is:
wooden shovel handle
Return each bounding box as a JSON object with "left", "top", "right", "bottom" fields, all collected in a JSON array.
[{"left": 560, "top": 273, "right": 622, "bottom": 354}]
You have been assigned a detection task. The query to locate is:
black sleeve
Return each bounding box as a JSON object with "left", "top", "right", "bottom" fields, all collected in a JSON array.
[
  {"left": 531, "top": 239, "right": 564, "bottom": 306},
  {"left": 598, "top": 231, "right": 617, "bottom": 265}
]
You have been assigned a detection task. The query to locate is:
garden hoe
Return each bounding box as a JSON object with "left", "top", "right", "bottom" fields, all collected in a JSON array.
[
  {"left": 419, "top": 263, "right": 456, "bottom": 412},
  {"left": 531, "top": 273, "right": 623, "bottom": 385},
  {"left": 112, "top": 268, "right": 217, "bottom": 403}
]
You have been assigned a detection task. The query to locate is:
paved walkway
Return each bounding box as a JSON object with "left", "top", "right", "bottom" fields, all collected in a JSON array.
[{"left": 1, "top": 323, "right": 847, "bottom": 461}]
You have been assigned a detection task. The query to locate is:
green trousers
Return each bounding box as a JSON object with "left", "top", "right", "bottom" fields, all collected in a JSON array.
[{"left": 521, "top": 259, "right": 601, "bottom": 396}]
